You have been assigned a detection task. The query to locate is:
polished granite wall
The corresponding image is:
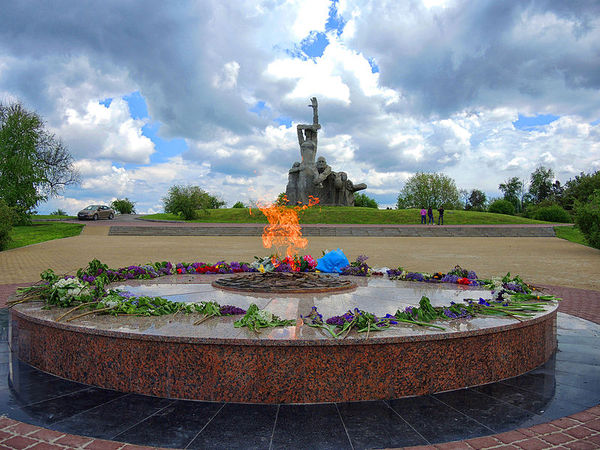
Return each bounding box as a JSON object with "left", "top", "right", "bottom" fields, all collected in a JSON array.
[{"left": 9, "top": 275, "right": 557, "bottom": 403}]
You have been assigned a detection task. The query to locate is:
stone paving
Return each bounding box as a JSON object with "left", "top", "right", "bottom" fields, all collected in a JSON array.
[{"left": 0, "top": 221, "right": 599, "bottom": 449}]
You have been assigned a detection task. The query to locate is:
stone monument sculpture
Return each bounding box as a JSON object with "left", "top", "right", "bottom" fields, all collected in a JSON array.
[{"left": 285, "top": 97, "right": 367, "bottom": 206}]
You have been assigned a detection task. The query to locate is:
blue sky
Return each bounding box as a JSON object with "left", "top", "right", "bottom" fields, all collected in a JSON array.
[{"left": 0, "top": 0, "right": 598, "bottom": 214}]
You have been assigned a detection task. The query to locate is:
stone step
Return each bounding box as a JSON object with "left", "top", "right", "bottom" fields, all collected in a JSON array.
[{"left": 108, "top": 225, "right": 556, "bottom": 237}]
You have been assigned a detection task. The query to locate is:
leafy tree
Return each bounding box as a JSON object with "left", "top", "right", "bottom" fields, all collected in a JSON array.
[
  {"left": 276, "top": 192, "right": 287, "bottom": 206},
  {"left": 529, "top": 166, "right": 555, "bottom": 204},
  {"left": 354, "top": 193, "right": 378, "bottom": 208},
  {"left": 466, "top": 189, "right": 487, "bottom": 211},
  {"left": 488, "top": 199, "right": 515, "bottom": 215},
  {"left": 459, "top": 189, "right": 469, "bottom": 209},
  {"left": 396, "top": 172, "right": 460, "bottom": 209},
  {"left": 232, "top": 201, "right": 246, "bottom": 208},
  {"left": 574, "top": 190, "right": 600, "bottom": 249},
  {"left": 0, "top": 199, "right": 13, "bottom": 250},
  {"left": 499, "top": 177, "right": 524, "bottom": 213},
  {"left": 560, "top": 171, "right": 600, "bottom": 211},
  {"left": 111, "top": 198, "right": 136, "bottom": 214},
  {"left": 51, "top": 209, "right": 67, "bottom": 216},
  {"left": 0, "top": 102, "right": 79, "bottom": 224},
  {"left": 163, "top": 185, "right": 221, "bottom": 220},
  {"left": 531, "top": 205, "right": 571, "bottom": 223}
]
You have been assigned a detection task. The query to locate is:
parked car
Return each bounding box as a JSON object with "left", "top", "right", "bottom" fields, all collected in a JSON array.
[{"left": 77, "top": 205, "right": 115, "bottom": 220}]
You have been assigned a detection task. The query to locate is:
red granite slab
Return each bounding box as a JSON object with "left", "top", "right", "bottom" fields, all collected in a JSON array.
[{"left": 9, "top": 301, "right": 557, "bottom": 403}]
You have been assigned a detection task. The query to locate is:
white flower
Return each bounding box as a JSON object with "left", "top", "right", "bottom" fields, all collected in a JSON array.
[{"left": 257, "top": 309, "right": 273, "bottom": 323}]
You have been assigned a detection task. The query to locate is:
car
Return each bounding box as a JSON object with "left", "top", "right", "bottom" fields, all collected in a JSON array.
[{"left": 77, "top": 205, "right": 115, "bottom": 221}]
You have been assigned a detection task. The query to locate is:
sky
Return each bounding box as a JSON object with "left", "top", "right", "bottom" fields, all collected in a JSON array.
[{"left": 1, "top": 0, "right": 599, "bottom": 213}]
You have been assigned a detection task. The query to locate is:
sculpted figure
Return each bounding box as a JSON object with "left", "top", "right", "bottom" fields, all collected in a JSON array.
[
  {"left": 314, "top": 156, "right": 335, "bottom": 204},
  {"left": 335, "top": 172, "right": 367, "bottom": 206},
  {"left": 285, "top": 97, "right": 368, "bottom": 206},
  {"left": 286, "top": 161, "right": 301, "bottom": 205}
]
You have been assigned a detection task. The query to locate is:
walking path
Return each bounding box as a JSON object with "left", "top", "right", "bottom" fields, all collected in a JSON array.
[{"left": 0, "top": 221, "right": 598, "bottom": 449}]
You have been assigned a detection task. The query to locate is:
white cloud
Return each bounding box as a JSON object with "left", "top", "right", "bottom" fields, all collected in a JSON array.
[
  {"left": 57, "top": 99, "right": 155, "bottom": 163},
  {"left": 213, "top": 61, "right": 240, "bottom": 90}
]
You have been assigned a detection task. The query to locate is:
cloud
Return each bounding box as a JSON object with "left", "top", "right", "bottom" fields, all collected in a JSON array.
[{"left": 1, "top": 0, "right": 599, "bottom": 214}]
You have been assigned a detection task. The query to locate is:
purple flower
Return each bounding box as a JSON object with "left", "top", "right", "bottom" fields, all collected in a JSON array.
[
  {"left": 478, "top": 298, "right": 490, "bottom": 306},
  {"left": 441, "top": 274, "right": 459, "bottom": 284},
  {"left": 405, "top": 272, "right": 425, "bottom": 282},
  {"left": 220, "top": 305, "right": 247, "bottom": 315},
  {"left": 356, "top": 255, "right": 369, "bottom": 264},
  {"left": 326, "top": 316, "right": 346, "bottom": 326}
]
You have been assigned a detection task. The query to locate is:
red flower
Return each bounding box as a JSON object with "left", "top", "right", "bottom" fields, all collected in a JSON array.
[
  {"left": 176, "top": 268, "right": 182, "bottom": 274},
  {"left": 457, "top": 277, "right": 471, "bottom": 285}
]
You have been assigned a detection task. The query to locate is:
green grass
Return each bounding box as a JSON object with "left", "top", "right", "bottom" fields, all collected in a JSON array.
[
  {"left": 143, "top": 208, "right": 552, "bottom": 225},
  {"left": 554, "top": 225, "right": 589, "bottom": 246},
  {"left": 5, "top": 222, "right": 84, "bottom": 250}
]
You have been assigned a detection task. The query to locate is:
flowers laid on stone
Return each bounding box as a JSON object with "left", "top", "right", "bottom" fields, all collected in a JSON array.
[
  {"left": 233, "top": 303, "right": 296, "bottom": 332},
  {"left": 11, "top": 256, "right": 560, "bottom": 338}
]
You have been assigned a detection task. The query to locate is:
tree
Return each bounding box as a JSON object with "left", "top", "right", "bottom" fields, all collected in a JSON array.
[
  {"left": 529, "top": 166, "right": 554, "bottom": 204},
  {"left": 396, "top": 172, "right": 460, "bottom": 209},
  {"left": 111, "top": 198, "right": 136, "bottom": 214},
  {"left": 51, "top": 209, "right": 67, "bottom": 216},
  {"left": 0, "top": 199, "right": 13, "bottom": 251},
  {"left": 499, "top": 177, "right": 523, "bottom": 213},
  {"left": 0, "top": 102, "right": 79, "bottom": 224},
  {"left": 560, "top": 171, "right": 600, "bottom": 211},
  {"left": 467, "top": 189, "right": 487, "bottom": 211},
  {"left": 488, "top": 199, "right": 515, "bottom": 215},
  {"left": 574, "top": 190, "right": 600, "bottom": 249},
  {"left": 276, "top": 193, "right": 287, "bottom": 206},
  {"left": 354, "top": 193, "right": 378, "bottom": 208},
  {"left": 232, "top": 201, "right": 246, "bottom": 208},
  {"left": 163, "top": 185, "right": 223, "bottom": 220},
  {"left": 459, "top": 189, "right": 469, "bottom": 209}
]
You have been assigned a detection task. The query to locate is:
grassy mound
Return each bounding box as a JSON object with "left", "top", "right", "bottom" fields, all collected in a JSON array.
[{"left": 143, "top": 208, "right": 551, "bottom": 225}]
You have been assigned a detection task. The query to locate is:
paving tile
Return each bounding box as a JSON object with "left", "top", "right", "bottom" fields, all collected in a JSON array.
[
  {"left": 494, "top": 430, "right": 530, "bottom": 444},
  {"left": 563, "top": 425, "right": 594, "bottom": 439},
  {"left": 54, "top": 434, "right": 94, "bottom": 448},
  {"left": 83, "top": 439, "right": 125, "bottom": 450},
  {"left": 539, "top": 432, "right": 574, "bottom": 445},
  {"left": 551, "top": 417, "right": 581, "bottom": 429},
  {"left": 465, "top": 435, "right": 501, "bottom": 448},
  {"left": 27, "top": 428, "right": 65, "bottom": 443},
  {"left": 512, "top": 437, "right": 550, "bottom": 449},
  {"left": 1, "top": 435, "right": 38, "bottom": 448}
]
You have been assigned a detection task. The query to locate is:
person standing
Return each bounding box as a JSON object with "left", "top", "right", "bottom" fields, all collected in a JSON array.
[
  {"left": 438, "top": 206, "right": 445, "bottom": 225},
  {"left": 420, "top": 207, "right": 427, "bottom": 224},
  {"left": 427, "top": 207, "right": 434, "bottom": 225}
]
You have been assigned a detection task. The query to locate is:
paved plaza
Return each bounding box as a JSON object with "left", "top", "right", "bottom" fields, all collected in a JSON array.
[{"left": 0, "top": 220, "right": 599, "bottom": 449}]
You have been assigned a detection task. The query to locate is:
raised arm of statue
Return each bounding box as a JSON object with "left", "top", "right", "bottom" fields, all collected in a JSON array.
[
  {"left": 309, "top": 97, "right": 318, "bottom": 125},
  {"left": 297, "top": 124, "right": 305, "bottom": 146}
]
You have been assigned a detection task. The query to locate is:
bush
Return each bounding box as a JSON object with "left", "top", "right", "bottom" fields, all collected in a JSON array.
[
  {"left": 51, "top": 209, "right": 67, "bottom": 216},
  {"left": 488, "top": 199, "right": 515, "bottom": 215},
  {"left": 163, "top": 185, "right": 218, "bottom": 220},
  {"left": 232, "top": 201, "right": 246, "bottom": 208},
  {"left": 354, "top": 193, "right": 378, "bottom": 208},
  {"left": 575, "top": 191, "right": 600, "bottom": 249},
  {"left": 0, "top": 199, "right": 14, "bottom": 250},
  {"left": 111, "top": 198, "right": 136, "bottom": 214},
  {"left": 532, "top": 204, "right": 571, "bottom": 223}
]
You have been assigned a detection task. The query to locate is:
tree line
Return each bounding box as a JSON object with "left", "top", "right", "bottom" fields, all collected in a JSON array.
[{"left": 396, "top": 169, "right": 600, "bottom": 248}]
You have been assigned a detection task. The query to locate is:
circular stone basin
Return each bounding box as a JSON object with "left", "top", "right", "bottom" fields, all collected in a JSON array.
[
  {"left": 9, "top": 274, "right": 557, "bottom": 404},
  {"left": 212, "top": 272, "right": 357, "bottom": 294}
]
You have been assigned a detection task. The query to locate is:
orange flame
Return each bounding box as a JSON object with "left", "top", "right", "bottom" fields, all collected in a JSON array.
[{"left": 258, "top": 195, "right": 319, "bottom": 258}]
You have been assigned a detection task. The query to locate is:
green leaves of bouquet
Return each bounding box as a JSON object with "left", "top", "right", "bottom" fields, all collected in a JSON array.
[{"left": 234, "top": 304, "right": 296, "bottom": 332}]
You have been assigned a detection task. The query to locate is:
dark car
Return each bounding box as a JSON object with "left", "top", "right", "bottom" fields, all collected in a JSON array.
[{"left": 77, "top": 205, "right": 115, "bottom": 220}]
